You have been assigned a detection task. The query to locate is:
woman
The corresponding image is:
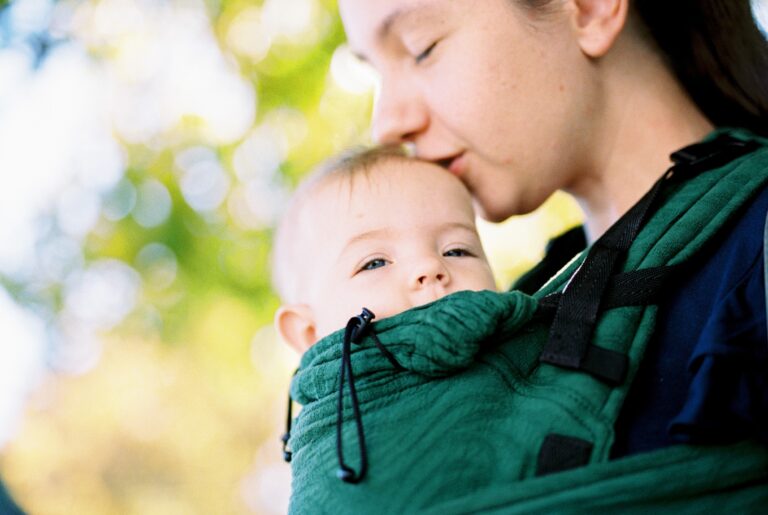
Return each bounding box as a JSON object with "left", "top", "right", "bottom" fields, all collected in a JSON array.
[{"left": 338, "top": 0, "right": 767, "bottom": 461}]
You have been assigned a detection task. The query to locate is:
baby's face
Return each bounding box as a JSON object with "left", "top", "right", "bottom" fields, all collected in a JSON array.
[{"left": 299, "top": 160, "right": 497, "bottom": 340}]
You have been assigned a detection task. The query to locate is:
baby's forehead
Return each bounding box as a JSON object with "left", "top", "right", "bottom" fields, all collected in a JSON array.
[
  {"left": 299, "top": 160, "right": 403, "bottom": 206},
  {"left": 317, "top": 158, "right": 455, "bottom": 194},
  {"left": 300, "top": 158, "right": 473, "bottom": 222}
]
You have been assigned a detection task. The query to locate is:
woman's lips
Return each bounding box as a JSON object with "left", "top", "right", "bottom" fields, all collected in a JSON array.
[{"left": 436, "top": 152, "right": 466, "bottom": 177}]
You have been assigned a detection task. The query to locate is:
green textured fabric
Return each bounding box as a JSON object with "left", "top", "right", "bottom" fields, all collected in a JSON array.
[
  {"left": 288, "top": 128, "right": 768, "bottom": 514},
  {"left": 426, "top": 441, "right": 768, "bottom": 514}
]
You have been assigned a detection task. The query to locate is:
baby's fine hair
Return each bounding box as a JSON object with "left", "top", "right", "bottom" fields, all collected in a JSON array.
[{"left": 271, "top": 145, "right": 410, "bottom": 303}]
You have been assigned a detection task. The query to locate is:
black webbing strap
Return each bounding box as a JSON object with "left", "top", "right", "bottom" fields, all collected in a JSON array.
[
  {"left": 539, "top": 135, "right": 757, "bottom": 385},
  {"left": 536, "top": 265, "right": 683, "bottom": 318}
]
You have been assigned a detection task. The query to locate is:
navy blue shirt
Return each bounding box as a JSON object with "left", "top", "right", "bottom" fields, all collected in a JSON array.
[{"left": 611, "top": 183, "right": 768, "bottom": 457}]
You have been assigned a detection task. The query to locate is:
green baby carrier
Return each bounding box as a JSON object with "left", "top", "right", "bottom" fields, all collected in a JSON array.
[{"left": 283, "top": 128, "right": 768, "bottom": 514}]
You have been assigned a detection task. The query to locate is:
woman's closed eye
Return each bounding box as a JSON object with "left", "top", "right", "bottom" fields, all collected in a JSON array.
[{"left": 415, "top": 41, "right": 438, "bottom": 64}]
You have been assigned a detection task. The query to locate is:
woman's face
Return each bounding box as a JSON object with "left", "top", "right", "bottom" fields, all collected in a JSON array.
[{"left": 339, "top": 0, "right": 599, "bottom": 221}]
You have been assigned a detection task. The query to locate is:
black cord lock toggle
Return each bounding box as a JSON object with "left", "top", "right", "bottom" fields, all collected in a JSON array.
[
  {"left": 281, "top": 432, "right": 292, "bottom": 463},
  {"left": 350, "top": 307, "right": 375, "bottom": 343}
]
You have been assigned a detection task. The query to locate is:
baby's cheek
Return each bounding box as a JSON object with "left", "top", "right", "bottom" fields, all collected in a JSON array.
[
  {"left": 454, "top": 264, "right": 497, "bottom": 292},
  {"left": 311, "top": 296, "right": 356, "bottom": 339}
]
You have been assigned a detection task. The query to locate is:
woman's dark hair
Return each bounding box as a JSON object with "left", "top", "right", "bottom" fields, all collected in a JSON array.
[
  {"left": 633, "top": 0, "right": 768, "bottom": 135},
  {"left": 522, "top": 0, "right": 768, "bottom": 135}
]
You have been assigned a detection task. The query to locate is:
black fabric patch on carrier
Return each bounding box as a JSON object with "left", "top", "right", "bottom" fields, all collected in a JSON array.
[{"left": 536, "top": 434, "right": 594, "bottom": 476}]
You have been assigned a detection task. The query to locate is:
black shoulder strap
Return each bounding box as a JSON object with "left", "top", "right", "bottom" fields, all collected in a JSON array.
[{"left": 539, "top": 135, "right": 757, "bottom": 385}]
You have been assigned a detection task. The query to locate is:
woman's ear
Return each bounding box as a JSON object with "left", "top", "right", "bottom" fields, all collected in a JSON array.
[
  {"left": 275, "top": 304, "right": 318, "bottom": 354},
  {"left": 569, "top": 0, "right": 629, "bottom": 58}
]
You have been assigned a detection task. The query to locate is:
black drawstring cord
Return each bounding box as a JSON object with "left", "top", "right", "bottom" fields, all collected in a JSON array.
[
  {"left": 336, "top": 308, "right": 375, "bottom": 483},
  {"left": 281, "top": 368, "right": 299, "bottom": 463},
  {"left": 281, "top": 307, "right": 403, "bottom": 483}
]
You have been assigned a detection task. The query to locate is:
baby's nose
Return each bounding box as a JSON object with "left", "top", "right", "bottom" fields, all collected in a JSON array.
[
  {"left": 417, "top": 271, "right": 446, "bottom": 285},
  {"left": 411, "top": 258, "right": 450, "bottom": 289}
]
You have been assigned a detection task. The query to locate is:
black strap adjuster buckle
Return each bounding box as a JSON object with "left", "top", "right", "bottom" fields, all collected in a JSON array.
[{"left": 670, "top": 134, "right": 757, "bottom": 176}]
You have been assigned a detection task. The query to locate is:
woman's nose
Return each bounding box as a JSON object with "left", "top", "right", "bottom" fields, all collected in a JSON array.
[{"left": 371, "top": 79, "right": 429, "bottom": 144}]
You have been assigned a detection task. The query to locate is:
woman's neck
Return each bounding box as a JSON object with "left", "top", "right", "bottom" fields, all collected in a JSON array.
[{"left": 565, "top": 37, "right": 714, "bottom": 243}]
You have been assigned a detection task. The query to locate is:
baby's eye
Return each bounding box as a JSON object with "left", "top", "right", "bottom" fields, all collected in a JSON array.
[
  {"left": 360, "top": 258, "right": 388, "bottom": 272},
  {"left": 443, "top": 248, "right": 474, "bottom": 258}
]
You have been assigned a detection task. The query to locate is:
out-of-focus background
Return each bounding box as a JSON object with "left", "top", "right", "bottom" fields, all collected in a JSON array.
[{"left": 0, "top": 0, "right": 765, "bottom": 513}]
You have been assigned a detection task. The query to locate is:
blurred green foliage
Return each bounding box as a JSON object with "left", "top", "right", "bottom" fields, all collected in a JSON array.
[{"left": 0, "top": 0, "right": 376, "bottom": 512}]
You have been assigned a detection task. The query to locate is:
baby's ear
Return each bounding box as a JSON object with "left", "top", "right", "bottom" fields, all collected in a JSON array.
[{"left": 275, "top": 304, "right": 317, "bottom": 354}]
